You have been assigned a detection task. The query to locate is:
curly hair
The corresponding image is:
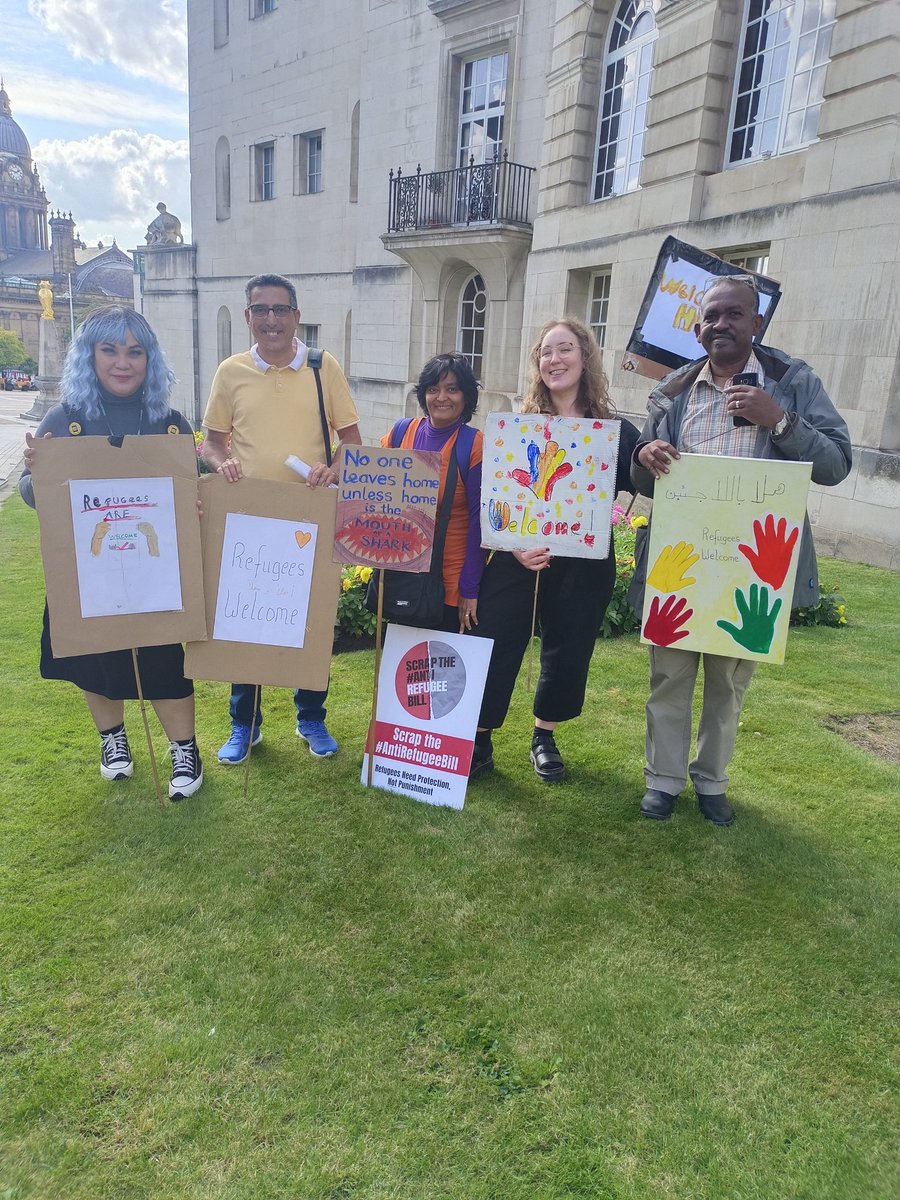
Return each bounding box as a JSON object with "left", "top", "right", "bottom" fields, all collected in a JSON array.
[
  {"left": 415, "top": 352, "right": 480, "bottom": 423},
  {"left": 60, "top": 305, "right": 176, "bottom": 422},
  {"left": 520, "top": 316, "right": 614, "bottom": 419}
]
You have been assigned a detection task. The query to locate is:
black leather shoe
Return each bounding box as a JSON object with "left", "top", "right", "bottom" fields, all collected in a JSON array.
[
  {"left": 640, "top": 789, "right": 678, "bottom": 820},
  {"left": 469, "top": 741, "right": 494, "bottom": 779},
  {"left": 530, "top": 736, "right": 565, "bottom": 782},
  {"left": 697, "top": 793, "right": 734, "bottom": 825}
]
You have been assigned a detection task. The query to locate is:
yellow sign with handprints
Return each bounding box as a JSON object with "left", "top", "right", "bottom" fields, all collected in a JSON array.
[{"left": 641, "top": 454, "right": 811, "bottom": 664}]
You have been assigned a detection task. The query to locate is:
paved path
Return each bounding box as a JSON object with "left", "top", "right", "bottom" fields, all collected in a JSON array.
[{"left": 0, "top": 388, "right": 41, "bottom": 502}]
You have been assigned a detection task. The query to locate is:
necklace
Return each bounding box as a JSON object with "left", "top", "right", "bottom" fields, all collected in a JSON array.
[{"left": 97, "top": 394, "right": 145, "bottom": 439}]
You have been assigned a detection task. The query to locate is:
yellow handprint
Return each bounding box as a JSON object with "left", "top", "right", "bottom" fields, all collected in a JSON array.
[{"left": 647, "top": 541, "right": 699, "bottom": 592}]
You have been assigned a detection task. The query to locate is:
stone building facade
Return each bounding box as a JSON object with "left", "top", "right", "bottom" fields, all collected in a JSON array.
[{"left": 179, "top": 0, "right": 898, "bottom": 567}]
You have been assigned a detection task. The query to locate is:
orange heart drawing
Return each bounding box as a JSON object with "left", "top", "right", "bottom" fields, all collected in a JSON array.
[{"left": 294, "top": 530, "right": 311, "bottom": 549}]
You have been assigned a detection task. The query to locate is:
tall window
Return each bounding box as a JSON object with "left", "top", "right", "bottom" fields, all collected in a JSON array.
[
  {"left": 253, "top": 142, "right": 275, "bottom": 201},
  {"left": 215, "top": 136, "right": 231, "bottom": 220},
  {"left": 458, "top": 53, "right": 507, "bottom": 167},
  {"left": 214, "top": 0, "right": 229, "bottom": 46},
  {"left": 251, "top": 0, "right": 276, "bottom": 17},
  {"left": 593, "top": 1, "right": 658, "bottom": 201},
  {"left": 217, "top": 307, "right": 232, "bottom": 363},
  {"left": 458, "top": 274, "right": 486, "bottom": 381},
  {"left": 728, "top": 0, "right": 836, "bottom": 165},
  {"left": 302, "top": 324, "right": 319, "bottom": 349},
  {"left": 294, "top": 132, "right": 323, "bottom": 195},
  {"left": 587, "top": 271, "right": 612, "bottom": 349}
]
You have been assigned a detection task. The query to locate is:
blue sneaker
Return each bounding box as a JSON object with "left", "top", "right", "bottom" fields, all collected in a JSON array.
[
  {"left": 217, "top": 722, "right": 262, "bottom": 765},
  {"left": 296, "top": 720, "right": 338, "bottom": 757}
]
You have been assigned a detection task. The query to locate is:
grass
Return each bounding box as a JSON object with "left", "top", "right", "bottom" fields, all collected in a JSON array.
[{"left": 1, "top": 495, "right": 898, "bottom": 1199}]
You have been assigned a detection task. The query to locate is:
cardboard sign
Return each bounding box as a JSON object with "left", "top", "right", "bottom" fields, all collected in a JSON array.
[
  {"left": 480, "top": 414, "right": 620, "bottom": 559},
  {"left": 641, "top": 454, "right": 811, "bottom": 665},
  {"left": 31, "top": 434, "right": 206, "bottom": 657},
  {"left": 333, "top": 443, "right": 441, "bottom": 572},
  {"left": 362, "top": 625, "right": 493, "bottom": 810},
  {"left": 185, "top": 475, "right": 341, "bottom": 689},
  {"left": 623, "top": 237, "right": 782, "bottom": 380}
]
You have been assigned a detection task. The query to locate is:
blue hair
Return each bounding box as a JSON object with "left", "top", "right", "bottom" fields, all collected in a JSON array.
[{"left": 60, "top": 305, "right": 177, "bottom": 422}]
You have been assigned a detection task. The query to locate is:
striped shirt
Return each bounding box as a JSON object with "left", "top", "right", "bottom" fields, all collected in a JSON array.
[{"left": 678, "top": 350, "right": 763, "bottom": 457}]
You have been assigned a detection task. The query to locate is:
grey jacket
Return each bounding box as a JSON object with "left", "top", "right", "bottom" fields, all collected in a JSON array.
[{"left": 628, "top": 344, "right": 852, "bottom": 611}]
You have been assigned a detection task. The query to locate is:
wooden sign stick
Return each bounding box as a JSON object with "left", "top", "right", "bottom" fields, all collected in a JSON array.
[
  {"left": 366, "top": 573, "right": 386, "bottom": 788},
  {"left": 525, "top": 573, "right": 541, "bottom": 692},
  {"left": 242, "top": 683, "right": 260, "bottom": 800}
]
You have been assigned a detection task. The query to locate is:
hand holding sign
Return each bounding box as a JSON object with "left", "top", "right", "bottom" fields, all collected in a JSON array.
[{"left": 738, "top": 515, "right": 799, "bottom": 590}]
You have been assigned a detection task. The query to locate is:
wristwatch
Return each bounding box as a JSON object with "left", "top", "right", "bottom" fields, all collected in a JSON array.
[{"left": 772, "top": 411, "right": 792, "bottom": 438}]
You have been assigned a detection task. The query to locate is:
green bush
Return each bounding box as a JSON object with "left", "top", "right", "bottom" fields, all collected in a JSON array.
[
  {"left": 791, "top": 584, "right": 848, "bottom": 628},
  {"left": 335, "top": 565, "right": 378, "bottom": 639}
]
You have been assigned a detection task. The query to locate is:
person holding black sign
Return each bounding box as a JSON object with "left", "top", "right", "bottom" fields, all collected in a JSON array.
[
  {"left": 19, "top": 306, "right": 203, "bottom": 800},
  {"left": 630, "top": 275, "right": 851, "bottom": 825}
]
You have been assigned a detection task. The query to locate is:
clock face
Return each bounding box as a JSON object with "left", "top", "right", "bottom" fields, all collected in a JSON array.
[{"left": 8, "top": 163, "right": 24, "bottom": 183}]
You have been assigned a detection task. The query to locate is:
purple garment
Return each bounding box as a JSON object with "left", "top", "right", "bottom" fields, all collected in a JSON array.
[{"left": 411, "top": 416, "right": 486, "bottom": 600}]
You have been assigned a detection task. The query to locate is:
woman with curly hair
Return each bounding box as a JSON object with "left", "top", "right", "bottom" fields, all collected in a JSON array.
[
  {"left": 467, "top": 317, "right": 640, "bottom": 782},
  {"left": 19, "top": 305, "right": 203, "bottom": 800}
]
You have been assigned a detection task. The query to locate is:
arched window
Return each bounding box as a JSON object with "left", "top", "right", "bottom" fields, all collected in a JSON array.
[
  {"left": 592, "top": 1, "right": 658, "bottom": 201},
  {"left": 457, "top": 274, "right": 486, "bottom": 381},
  {"left": 217, "top": 306, "right": 232, "bottom": 363},
  {"left": 215, "top": 136, "right": 231, "bottom": 221},
  {"left": 728, "top": 0, "right": 837, "bottom": 165},
  {"left": 349, "top": 101, "right": 360, "bottom": 204}
]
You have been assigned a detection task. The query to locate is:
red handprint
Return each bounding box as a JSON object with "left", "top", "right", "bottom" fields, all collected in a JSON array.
[
  {"left": 643, "top": 594, "right": 693, "bottom": 647},
  {"left": 738, "top": 514, "right": 799, "bottom": 591}
]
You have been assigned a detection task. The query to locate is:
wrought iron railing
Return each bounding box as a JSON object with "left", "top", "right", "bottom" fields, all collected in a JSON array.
[{"left": 387, "top": 152, "right": 534, "bottom": 233}]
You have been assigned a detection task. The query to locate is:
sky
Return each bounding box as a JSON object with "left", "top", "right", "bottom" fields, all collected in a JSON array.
[{"left": 1, "top": 0, "right": 190, "bottom": 251}]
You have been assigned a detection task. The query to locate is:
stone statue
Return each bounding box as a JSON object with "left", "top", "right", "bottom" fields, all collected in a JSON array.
[
  {"left": 38, "top": 280, "right": 54, "bottom": 320},
  {"left": 145, "top": 201, "right": 184, "bottom": 246}
]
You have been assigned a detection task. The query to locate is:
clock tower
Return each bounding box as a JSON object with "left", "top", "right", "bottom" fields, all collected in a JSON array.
[{"left": 0, "top": 82, "right": 49, "bottom": 263}]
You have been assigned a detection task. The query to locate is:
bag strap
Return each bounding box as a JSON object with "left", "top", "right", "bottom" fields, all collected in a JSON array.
[
  {"left": 388, "top": 416, "right": 415, "bottom": 448},
  {"left": 307, "top": 347, "right": 330, "bottom": 467},
  {"left": 454, "top": 422, "right": 476, "bottom": 485},
  {"left": 429, "top": 441, "right": 459, "bottom": 574}
]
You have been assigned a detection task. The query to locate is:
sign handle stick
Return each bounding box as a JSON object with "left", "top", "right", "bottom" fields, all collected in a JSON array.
[
  {"left": 367, "top": 573, "right": 385, "bottom": 788},
  {"left": 242, "top": 683, "right": 260, "bottom": 801},
  {"left": 526, "top": 573, "right": 541, "bottom": 692},
  {"left": 131, "top": 648, "right": 165, "bottom": 808}
]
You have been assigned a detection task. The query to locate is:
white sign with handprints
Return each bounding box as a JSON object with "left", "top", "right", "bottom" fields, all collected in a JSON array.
[
  {"left": 69, "top": 476, "right": 182, "bottom": 617},
  {"left": 480, "top": 414, "right": 620, "bottom": 559},
  {"left": 212, "top": 512, "right": 318, "bottom": 648}
]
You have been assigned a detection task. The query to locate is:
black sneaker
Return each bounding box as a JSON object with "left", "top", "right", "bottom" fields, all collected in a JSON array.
[
  {"left": 169, "top": 738, "right": 203, "bottom": 800},
  {"left": 99, "top": 724, "right": 134, "bottom": 781}
]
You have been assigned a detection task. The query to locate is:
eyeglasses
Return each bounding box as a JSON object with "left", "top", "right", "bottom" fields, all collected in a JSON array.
[{"left": 247, "top": 304, "right": 296, "bottom": 318}]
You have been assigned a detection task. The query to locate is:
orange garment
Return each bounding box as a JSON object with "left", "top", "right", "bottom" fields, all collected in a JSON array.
[{"left": 380, "top": 418, "right": 483, "bottom": 608}]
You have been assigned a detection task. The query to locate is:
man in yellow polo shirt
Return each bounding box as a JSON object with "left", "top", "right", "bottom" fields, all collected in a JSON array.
[{"left": 202, "top": 273, "right": 361, "bottom": 764}]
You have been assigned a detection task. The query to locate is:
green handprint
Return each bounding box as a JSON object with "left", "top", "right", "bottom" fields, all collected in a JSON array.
[
  {"left": 716, "top": 584, "right": 782, "bottom": 654},
  {"left": 647, "top": 541, "right": 699, "bottom": 592}
]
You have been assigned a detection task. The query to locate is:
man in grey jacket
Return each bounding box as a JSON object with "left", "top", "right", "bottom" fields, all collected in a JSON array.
[{"left": 629, "top": 275, "right": 851, "bottom": 825}]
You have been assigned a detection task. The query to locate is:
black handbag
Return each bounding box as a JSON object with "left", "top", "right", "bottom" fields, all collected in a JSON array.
[{"left": 365, "top": 441, "right": 459, "bottom": 627}]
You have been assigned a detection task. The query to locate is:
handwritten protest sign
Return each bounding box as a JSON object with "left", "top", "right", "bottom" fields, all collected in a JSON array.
[
  {"left": 623, "top": 237, "right": 781, "bottom": 380},
  {"left": 68, "top": 475, "right": 182, "bottom": 617},
  {"left": 480, "top": 414, "right": 620, "bottom": 559},
  {"left": 641, "top": 454, "right": 811, "bottom": 664},
  {"left": 211, "top": 512, "right": 318, "bottom": 648},
  {"left": 362, "top": 625, "right": 493, "bottom": 810},
  {"left": 333, "top": 443, "right": 441, "bottom": 572}
]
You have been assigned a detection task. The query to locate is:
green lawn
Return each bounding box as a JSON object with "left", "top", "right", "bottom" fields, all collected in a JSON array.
[{"left": 1, "top": 496, "right": 897, "bottom": 1200}]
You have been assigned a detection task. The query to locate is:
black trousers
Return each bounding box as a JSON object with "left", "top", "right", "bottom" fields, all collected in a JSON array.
[{"left": 469, "top": 551, "right": 615, "bottom": 729}]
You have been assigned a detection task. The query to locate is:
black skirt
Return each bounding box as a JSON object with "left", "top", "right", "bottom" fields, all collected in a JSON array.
[{"left": 39, "top": 604, "right": 193, "bottom": 701}]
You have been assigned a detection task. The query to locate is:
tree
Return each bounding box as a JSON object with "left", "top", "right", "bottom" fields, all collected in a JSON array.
[{"left": 0, "top": 330, "right": 30, "bottom": 369}]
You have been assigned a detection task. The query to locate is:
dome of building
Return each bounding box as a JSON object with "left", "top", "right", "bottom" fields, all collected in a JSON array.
[{"left": 0, "top": 83, "right": 31, "bottom": 160}]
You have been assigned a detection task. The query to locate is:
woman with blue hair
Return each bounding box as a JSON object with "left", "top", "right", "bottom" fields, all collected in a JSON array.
[{"left": 20, "top": 305, "right": 203, "bottom": 800}]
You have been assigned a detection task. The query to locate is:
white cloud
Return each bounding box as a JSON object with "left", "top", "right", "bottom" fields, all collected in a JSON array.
[
  {"left": 28, "top": 0, "right": 188, "bottom": 92},
  {"left": 4, "top": 69, "right": 186, "bottom": 133},
  {"left": 33, "top": 130, "right": 191, "bottom": 251}
]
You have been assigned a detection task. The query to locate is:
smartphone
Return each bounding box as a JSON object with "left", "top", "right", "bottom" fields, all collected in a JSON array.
[{"left": 731, "top": 371, "right": 758, "bottom": 427}]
